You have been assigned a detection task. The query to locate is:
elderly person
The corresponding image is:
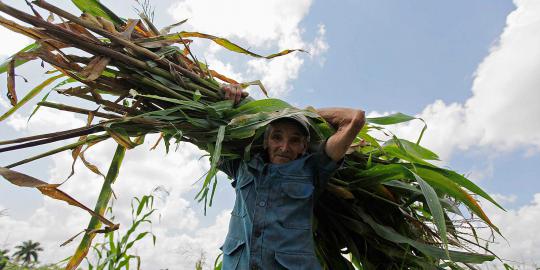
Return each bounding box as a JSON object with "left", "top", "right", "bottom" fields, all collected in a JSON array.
[{"left": 219, "top": 84, "right": 365, "bottom": 270}]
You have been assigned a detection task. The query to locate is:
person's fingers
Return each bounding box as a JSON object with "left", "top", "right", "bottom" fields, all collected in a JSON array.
[
  {"left": 231, "top": 84, "right": 240, "bottom": 103},
  {"left": 223, "top": 85, "right": 231, "bottom": 100},
  {"left": 221, "top": 84, "right": 247, "bottom": 103},
  {"left": 235, "top": 87, "right": 242, "bottom": 104}
]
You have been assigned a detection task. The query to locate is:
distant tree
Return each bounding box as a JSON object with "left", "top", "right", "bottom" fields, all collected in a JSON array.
[
  {"left": 13, "top": 240, "right": 43, "bottom": 266},
  {"left": 0, "top": 249, "right": 9, "bottom": 270}
]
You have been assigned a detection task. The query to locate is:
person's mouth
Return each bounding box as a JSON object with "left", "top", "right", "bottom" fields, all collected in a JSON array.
[{"left": 276, "top": 155, "right": 291, "bottom": 161}]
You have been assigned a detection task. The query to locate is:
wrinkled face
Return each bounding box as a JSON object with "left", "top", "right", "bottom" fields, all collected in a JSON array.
[{"left": 266, "top": 121, "right": 308, "bottom": 164}]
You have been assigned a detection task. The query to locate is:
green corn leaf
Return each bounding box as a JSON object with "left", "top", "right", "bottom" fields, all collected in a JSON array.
[
  {"left": 384, "top": 138, "right": 439, "bottom": 161},
  {"left": 229, "top": 98, "right": 292, "bottom": 116},
  {"left": 176, "top": 31, "right": 306, "bottom": 59},
  {"left": 366, "top": 113, "right": 416, "bottom": 125},
  {"left": 410, "top": 165, "right": 500, "bottom": 231},
  {"left": 71, "top": 0, "right": 124, "bottom": 25},
  {"left": 355, "top": 206, "right": 494, "bottom": 263},
  {"left": 65, "top": 144, "right": 126, "bottom": 270},
  {"left": 418, "top": 164, "right": 504, "bottom": 210},
  {"left": 407, "top": 168, "right": 449, "bottom": 259},
  {"left": 351, "top": 164, "right": 409, "bottom": 188},
  {"left": 196, "top": 125, "right": 226, "bottom": 210}
]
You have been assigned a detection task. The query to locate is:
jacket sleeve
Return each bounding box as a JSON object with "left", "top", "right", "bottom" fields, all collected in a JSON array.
[{"left": 310, "top": 140, "right": 344, "bottom": 190}]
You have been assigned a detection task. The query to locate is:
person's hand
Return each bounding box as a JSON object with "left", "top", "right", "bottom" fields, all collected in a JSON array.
[{"left": 221, "top": 83, "right": 248, "bottom": 105}]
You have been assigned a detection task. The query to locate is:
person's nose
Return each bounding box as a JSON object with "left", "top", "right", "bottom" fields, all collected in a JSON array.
[{"left": 278, "top": 140, "right": 291, "bottom": 153}]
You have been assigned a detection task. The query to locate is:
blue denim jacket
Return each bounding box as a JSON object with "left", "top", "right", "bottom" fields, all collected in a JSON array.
[{"left": 218, "top": 144, "right": 341, "bottom": 270}]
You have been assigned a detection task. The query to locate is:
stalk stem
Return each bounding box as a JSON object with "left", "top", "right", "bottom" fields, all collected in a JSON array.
[{"left": 38, "top": 101, "right": 121, "bottom": 119}]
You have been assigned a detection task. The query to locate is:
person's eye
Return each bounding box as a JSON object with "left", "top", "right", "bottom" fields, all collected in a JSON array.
[
  {"left": 271, "top": 134, "right": 282, "bottom": 141},
  {"left": 290, "top": 137, "right": 301, "bottom": 143}
]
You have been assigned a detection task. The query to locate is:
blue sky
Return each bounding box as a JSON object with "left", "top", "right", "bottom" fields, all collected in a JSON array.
[{"left": 1, "top": 0, "right": 539, "bottom": 269}]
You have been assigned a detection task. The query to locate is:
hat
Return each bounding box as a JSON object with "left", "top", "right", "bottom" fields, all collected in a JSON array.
[
  {"left": 276, "top": 114, "right": 310, "bottom": 136},
  {"left": 267, "top": 114, "right": 311, "bottom": 140}
]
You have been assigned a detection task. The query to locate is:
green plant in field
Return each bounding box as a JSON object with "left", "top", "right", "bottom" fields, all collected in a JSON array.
[
  {"left": 0, "top": 0, "right": 505, "bottom": 269},
  {"left": 85, "top": 194, "right": 157, "bottom": 270},
  {"left": 0, "top": 249, "right": 10, "bottom": 270},
  {"left": 12, "top": 241, "right": 42, "bottom": 267}
]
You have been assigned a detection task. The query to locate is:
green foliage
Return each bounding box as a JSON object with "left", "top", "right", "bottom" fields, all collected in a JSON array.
[
  {"left": 85, "top": 194, "right": 157, "bottom": 270},
  {"left": 0, "top": 249, "right": 9, "bottom": 270}
]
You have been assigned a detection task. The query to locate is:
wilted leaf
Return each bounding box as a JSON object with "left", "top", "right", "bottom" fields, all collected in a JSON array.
[
  {"left": 79, "top": 56, "right": 111, "bottom": 81},
  {"left": 66, "top": 111, "right": 96, "bottom": 182},
  {"left": 6, "top": 59, "right": 17, "bottom": 106},
  {"left": 179, "top": 31, "right": 306, "bottom": 59},
  {"left": 0, "top": 166, "right": 117, "bottom": 229},
  {"left": 159, "top": 18, "right": 188, "bottom": 35}
]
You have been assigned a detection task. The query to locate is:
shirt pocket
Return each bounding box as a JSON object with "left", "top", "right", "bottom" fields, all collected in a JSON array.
[
  {"left": 274, "top": 251, "right": 322, "bottom": 270},
  {"left": 277, "top": 180, "right": 314, "bottom": 230},
  {"left": 220, "top": 237, "right": 246, "bottom": 270}
]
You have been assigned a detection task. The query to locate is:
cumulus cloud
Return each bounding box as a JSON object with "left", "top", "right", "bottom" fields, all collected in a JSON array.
[
  {"left": 168, "top": 0, "right": 328, "bottom": 97},
  {"left": 464, "top": 0, "right": 540, "bottom": 151},
  {"left": 478, "top": 194, "right": 540, "bottom": 269},
  {"left": 375, "top": 0, "right": 540, "bottom": 161},
  {"left": 169, "top": 0, "right": 311, "bottom": 47}
]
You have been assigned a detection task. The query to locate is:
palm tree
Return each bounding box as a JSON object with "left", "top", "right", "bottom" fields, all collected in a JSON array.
[
  {"left": 13, "top": 240, "right": 43, "bottom": 266},
  {"left": 0, "top": 249, "right": 9, "bottom": 270}
]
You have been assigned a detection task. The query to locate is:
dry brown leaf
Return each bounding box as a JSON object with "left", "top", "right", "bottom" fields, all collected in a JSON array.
[
  {"left": 79, "top": 139, "right": 105, "bottom": 178},
  {"left": 66, "top": 111, "right": 95, "bottom": 182},
  {"left": 0, "top": 166, "right": 118, "bottom": 229},
  {"left": 59, "top": 22, "right": 100, "bottom": 42},
  {"left": 80, "top": 13, "right": 102, "bottom": 29},
  {"left": 57, "top": 86, "right": 92, "bottom": 96},
  {"left": 79, "top": 56, "right": 110, "bottom": 82},
  {"left": 6, "top": 59, "right": 17, "bottom": 106},
  {"left": 96, "top": 16, "right": 119, "bottom": 35},
  {"left": 150, "top": 133, "right": 163, "bottom": 150}
]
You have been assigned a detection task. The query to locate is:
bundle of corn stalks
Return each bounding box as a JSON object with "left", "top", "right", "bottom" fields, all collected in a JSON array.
[{"left": 0, "top": 1, "right": 503, "bottom": 269}]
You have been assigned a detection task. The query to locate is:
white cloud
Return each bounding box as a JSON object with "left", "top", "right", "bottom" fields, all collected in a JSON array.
[
  {"left": 464, "top": 0, "right": 540, "bottom": 151},
  {"left": 6, "top": 107, "right": 85, "bottom": 133},
  {"left": 169, "top": 0, "right": 311, "bottom": 47},
  {"left": 373, "top": 0, "right": 540, "bottom": 161},
  {"left": 168, "top": 0, "right": 328, "bottom": 98},
  {"left": 247, "top": 55, "right": 304, "bottom": 97},
  {"left": 0, "top": 16, "right": 32, "bottom": 57},
  {"left": 478, "top": 193, "right": 540, "bottom": 269}
]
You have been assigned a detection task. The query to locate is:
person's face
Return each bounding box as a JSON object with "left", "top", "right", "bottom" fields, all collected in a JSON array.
[{"left": 266, "top": 121, "right": 308, "bottom": 164}]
